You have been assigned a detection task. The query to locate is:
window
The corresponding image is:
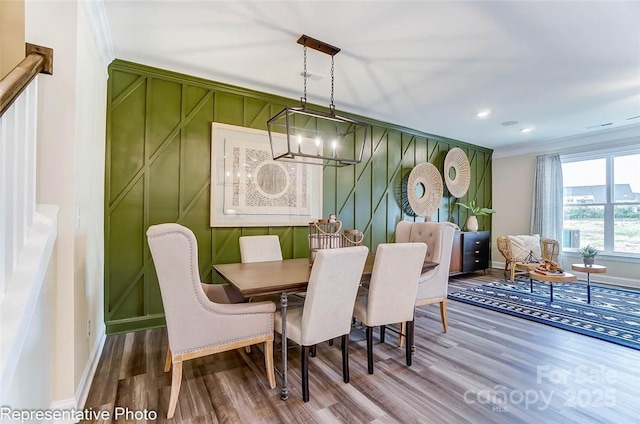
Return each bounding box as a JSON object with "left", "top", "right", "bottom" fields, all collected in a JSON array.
[{"left": 562, "top": 151, "right": 640, "bottom": 256}]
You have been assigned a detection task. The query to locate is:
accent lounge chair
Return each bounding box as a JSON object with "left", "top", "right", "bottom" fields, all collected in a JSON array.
[{"left": 497, "top": 234, "right": 560, "bottom": 281}]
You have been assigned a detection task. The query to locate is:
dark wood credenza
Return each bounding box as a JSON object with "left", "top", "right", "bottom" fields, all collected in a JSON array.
[{"left": 449, "top": 231, "right": 490, "bottom": 275}]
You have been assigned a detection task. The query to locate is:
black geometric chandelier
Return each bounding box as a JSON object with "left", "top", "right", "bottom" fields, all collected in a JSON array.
[{"left": 267, "top": 35, "right": 369, "bottom": 167}]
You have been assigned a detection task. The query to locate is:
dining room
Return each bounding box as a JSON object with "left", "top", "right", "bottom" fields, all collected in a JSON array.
[
  {"left": 4, "top": 1, "right": 640, "bottom": 422},
  {"left": 94, "top": 52, "right": 640, "bottom": 422}
]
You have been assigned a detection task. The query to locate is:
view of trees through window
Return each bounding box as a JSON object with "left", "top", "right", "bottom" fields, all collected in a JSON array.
[{"left": 562, "top": 152, "right": 640, "bottom": 255}]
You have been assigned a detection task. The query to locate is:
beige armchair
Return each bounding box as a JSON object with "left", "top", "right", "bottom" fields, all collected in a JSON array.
[
  {"left": 146, "top": 223, "right": 277, "bottom": 418},
  {"left": 497, "top": 235, "right": 560, "bottom": 281},
  {"left": 353, "top": 242, "right": 427, "bottom": 374},
  {"left": 274, "top": 246, "right": 368, "bottom": 402},
  {"left": 395, "top": 221, "right": 457, "bottom": 340}
]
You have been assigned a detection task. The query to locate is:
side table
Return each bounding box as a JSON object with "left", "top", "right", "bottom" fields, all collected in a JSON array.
[
  {"left": 529, "top": 271, "right": 577, "bottom": 302},
  {"left": 571, "top": 263, "right": 607, "bottom": 303}
]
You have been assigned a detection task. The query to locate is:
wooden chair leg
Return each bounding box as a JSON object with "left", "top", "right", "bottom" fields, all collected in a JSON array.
[
  {"left": 510, "top": 263, "right": 516, "bottom": 282},
  {"left": 164, "top": 347, "right": 172, "bottom": 372},
  {"left": 366, "top": 326, "right": 374, "bottom": 374},
  {"left": 440, "top": 300, "right": 448, "bottom": 333},
  {"left": 398, "top": 322, "right": 406, "bottom": 347},
  {"left": 341, "top": 334, "right": 350, "bottom": 383},
  {"left": 405, "top": 320, "right": 414, "bottom": 366},
  {"left": 167, "top": 358, "right": 182, "bottom": 419},
  {"left": 301, "top": 346, "right": 310, "bottom": 402},
  {"left": 245, "top": 346, "right": 252, "bottom": 353},
  {"left": 264, "top": 339, "right": 276, "bottom": 389},
  {"left": 380, "top": 325, "right": 386, "bottom": 343}
]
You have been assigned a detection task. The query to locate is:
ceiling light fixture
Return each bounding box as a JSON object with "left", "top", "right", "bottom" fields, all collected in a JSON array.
[
  {"left": 476, "top": 110, "right": 491, "bottom": 118},
  {"left": 520, "top": 128, "right": 533, "bottom": 133},
  {"left": 267, "top": 35, "right": 369, "bottom": 167}
]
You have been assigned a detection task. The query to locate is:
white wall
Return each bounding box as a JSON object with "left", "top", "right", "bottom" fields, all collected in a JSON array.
[
  {"left": 18, "top": 0, "right": 108, "bottom": 410},
  {"left": 73, "top": 1, "right": 107, "bottom": 401},
  {"left": 492, "top": 126, "right": 640, "bottom": 288},
  {"left": 26, "top": 0, "right": 78, "bottom": 402},
  {"left": 492, "top": 153, "right": 536, "bottom": 252}
]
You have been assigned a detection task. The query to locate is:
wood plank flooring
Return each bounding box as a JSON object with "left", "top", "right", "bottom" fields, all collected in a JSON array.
[{"left": 82, "top": 270, "right": 640, "bottom": 423}]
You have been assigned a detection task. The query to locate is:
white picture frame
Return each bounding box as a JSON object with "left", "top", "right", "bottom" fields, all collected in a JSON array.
[{"left": 210, "top": 123, "right": 323, "bottom": 227}]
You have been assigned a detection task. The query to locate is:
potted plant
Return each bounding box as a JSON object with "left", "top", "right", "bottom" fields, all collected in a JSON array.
[
  {"left": 578, "top": 244, "right": 598, "bottom": 266},
  {"left": 456, "top": 199, "right": 496, "bottom": 232}
]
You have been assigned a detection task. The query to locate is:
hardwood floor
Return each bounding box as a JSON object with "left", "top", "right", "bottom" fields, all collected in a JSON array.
[{"left": 83, "top": 270, "right": 640, "bottom": 423}]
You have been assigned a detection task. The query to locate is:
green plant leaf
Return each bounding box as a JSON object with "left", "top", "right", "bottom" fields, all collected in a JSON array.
[{"left": 456, "top": 200, "right": 495, "bottom": 216}]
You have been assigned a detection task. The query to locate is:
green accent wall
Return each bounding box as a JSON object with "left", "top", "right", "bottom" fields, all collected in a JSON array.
[{"left": 105, "top": 59, "right": 493, "bottom": 334}]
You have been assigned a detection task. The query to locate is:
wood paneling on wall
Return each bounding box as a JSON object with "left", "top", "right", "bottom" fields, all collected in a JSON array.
[{"left": 105, "top": 60, "right": 493, "bottom": 334}]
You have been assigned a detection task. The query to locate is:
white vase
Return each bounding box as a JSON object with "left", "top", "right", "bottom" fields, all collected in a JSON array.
[{"left": 466, "top": 215, "right": 479, "bottom": 232}]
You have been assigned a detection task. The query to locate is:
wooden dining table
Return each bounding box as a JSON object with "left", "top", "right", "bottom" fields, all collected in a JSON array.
[{"left": 213, "top": 253, "right": 438, "bottom": 400}]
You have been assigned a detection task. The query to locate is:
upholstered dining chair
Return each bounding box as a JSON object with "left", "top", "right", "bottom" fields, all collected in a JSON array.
[
  {"left": 274, "top": 246, "right": 369, "bottom": 402},
  {"left": 201, "top": 280, "right": 247, "bottom": 304},
  {"left": 146, "top": 223, "right": 277, "bottom": 419},
  {"left": 239, "top": 235, "right": 283, "bottom": 262},
  {"left": 395, "top": 221, "right": 457, "bottom": 343},
  {"left": 352, "top": 242, "right": 427, "bottom": 374},
  {"left": 239, "top": 234, "right": 289, "bottom": 353},
  {"left": 239, "top": 234, "right": 303, "bottom": 309}
]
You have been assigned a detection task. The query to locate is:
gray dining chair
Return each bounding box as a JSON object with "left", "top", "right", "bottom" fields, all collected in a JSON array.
[
  {"left": 352, "top": 242, "right": 427, "bottom": 374},
  {"left": 274, "top": 246, "right": 369, "bottom": 402},
  {"left": 146, "top": 223, "right": 277, "bottom": 418}
]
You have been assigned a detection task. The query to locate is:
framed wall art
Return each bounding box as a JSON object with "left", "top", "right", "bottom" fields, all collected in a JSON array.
[{"left": 210, "top": 123, "right": 323, "bottom": 227}]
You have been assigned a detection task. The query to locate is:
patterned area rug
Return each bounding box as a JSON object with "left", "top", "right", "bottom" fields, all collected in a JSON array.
[{"left": 448, "top": 278, "right": 640, "bottom": 350}]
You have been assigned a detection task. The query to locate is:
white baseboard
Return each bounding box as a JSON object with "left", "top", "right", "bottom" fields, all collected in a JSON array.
[
  {"left": 44, "top": 398, "right": 77, "bottom": 424},
  {"left": 490, "top": 262, "right": 640, "bottom": 289},
  {"left": 43, "top": 328, "right": 106, "bottom": 424},
  {"left": 76, "top": 326, "right": 106, "bottom": 409}
]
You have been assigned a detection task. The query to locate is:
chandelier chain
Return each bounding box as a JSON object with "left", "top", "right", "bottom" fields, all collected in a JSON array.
[
  {"left": 330, "top": 55, "right": 335, "bottom": 112},
  {"left": 302, "top": 44, "right": 307, "bottom": 106}
]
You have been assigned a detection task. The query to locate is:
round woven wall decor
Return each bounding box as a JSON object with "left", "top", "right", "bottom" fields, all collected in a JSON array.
[
  {"left": 407, "top": 162, "right": 443, "bottom": 217},
  {"left": 444, "top": 147, "right": 471, "bottom": 198}
]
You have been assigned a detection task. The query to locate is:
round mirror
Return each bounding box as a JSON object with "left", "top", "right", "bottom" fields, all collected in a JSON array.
[{"left": 415, "top": 182, "right": 425, "bottom": 199}]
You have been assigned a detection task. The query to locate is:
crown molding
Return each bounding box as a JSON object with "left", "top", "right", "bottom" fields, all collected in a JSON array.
[
  {"left": 493, "top": 123, "right": 640, "bottom": 159},
  {"left": 83, "top": 0, "right": 115, "bottom": 73}
]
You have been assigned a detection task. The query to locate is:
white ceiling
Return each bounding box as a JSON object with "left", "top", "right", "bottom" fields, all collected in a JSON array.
[{"left": 103, "top": 0, "right": 640, "bottom": 152}]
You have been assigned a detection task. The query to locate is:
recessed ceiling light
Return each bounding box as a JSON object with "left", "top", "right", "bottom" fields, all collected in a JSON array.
[
  {"left": 501, "top": 120, "right": 519, "bottom": 126},
  {"left": 476, "top": 110, "right": 491, "bottom": 118},
  {"left": 520, "top": 128, "right": 533, "bottom": 133}
]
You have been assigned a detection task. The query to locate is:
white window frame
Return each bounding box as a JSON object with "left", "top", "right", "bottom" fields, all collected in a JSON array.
[{"left": 561, "top": 148, "right": 640, "bottom": 259}]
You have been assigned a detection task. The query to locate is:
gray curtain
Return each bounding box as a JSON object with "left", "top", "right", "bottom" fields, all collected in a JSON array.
[{"left": 530, "top": 154, "right": 563, "bottom": 243}]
